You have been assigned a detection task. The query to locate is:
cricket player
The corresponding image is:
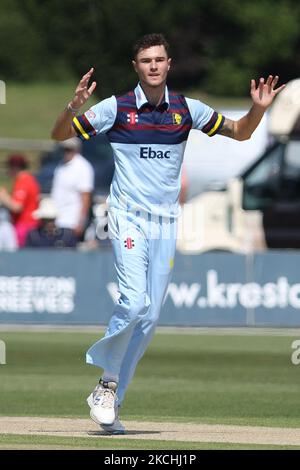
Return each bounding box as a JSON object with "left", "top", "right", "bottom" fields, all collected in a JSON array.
[{"left": 51, "top": 33, "right": 285, "bottom": 434}]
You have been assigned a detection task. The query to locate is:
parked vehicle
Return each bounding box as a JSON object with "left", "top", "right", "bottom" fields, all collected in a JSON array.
[{"left": 177, "top": 79, "right": 300, "bottom": 253}]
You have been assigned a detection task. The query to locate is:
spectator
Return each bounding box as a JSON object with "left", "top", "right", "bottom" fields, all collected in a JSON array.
[
  {"left": 0, "top": 154, "right": 40, "bottom": 247},
  {"left": 0, "top": 206, "right": 17, "bottom": 251},
  {"left": 51, "top": 137, "right": 94, "bottom": 241},
  {"left": 25, "top": 197, "right": 77, "bottom": 248}
]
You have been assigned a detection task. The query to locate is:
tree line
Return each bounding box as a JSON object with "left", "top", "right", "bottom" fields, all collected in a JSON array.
[{"left": 1, "top": 0, "right": 299, "bottom": 97}]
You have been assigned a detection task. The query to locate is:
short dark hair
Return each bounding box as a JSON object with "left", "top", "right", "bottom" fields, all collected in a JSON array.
[{"left": 133, "top": 33, "right": 170, "bottom": 59}]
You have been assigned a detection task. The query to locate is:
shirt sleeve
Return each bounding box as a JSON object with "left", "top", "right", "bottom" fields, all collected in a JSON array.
[
  {"left": 72, "top": 95, "right": 117, "bottom": 141},
  {"left": 185, "top": 97, "right": 225, "bottom": 137}
]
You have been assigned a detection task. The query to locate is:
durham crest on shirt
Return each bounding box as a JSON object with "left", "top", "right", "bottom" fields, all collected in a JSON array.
[{"left": 172, "top": 113, "right": 182, "bottom": 125}]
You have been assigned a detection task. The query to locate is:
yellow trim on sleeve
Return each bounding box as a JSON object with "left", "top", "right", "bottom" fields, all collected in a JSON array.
[
  {"left": 73, "top": 117, "right": 90, "bottom": 140},
  {"left": 207, "top": 113, "right": 223, "bottom": 136}
]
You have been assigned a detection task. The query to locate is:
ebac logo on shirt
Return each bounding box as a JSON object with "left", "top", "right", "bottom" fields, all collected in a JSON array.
[{"left": 140, "top": 147, "right": 171, "bottom": 159}]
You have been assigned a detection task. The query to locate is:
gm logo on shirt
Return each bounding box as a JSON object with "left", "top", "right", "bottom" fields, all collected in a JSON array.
[{"left": 140, "top": 147, "right": 170, "bottom": 159}]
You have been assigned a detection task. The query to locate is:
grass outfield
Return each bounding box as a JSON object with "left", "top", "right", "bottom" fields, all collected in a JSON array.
[
  {"left": 0, "top": 82, "right": 97, "bottom": 140},
  {"left": 0, "top": 330, "right": 300, "bottom": 449},
  {"left": 1, "top": 434, "right": 300, "bottom": 450}
]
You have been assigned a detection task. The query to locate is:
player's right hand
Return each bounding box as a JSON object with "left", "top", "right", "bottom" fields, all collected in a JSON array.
[{"left": 70, "top": 68, "right": 97, "bottom": 110}]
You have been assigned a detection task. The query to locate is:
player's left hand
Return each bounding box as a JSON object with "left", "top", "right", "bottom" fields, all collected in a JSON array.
[{"left": 251, "top": 75, "right": 285, "bottom": 109}]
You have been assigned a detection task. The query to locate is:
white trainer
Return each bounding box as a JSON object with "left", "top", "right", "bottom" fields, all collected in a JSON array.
[
  {"left": 87, "top": 379, "right": 117, "bottom": 426},
  {"left": 100, "top": 405, "right": 125, "bottom": 435}
]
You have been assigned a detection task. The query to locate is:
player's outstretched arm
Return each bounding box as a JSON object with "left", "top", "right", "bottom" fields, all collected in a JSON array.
[
  {"left": 51, "top": 68, "right": 97, "bottom": 141},
  {"left": 218, "top": 75, "right": 285, "bottom": 141}
]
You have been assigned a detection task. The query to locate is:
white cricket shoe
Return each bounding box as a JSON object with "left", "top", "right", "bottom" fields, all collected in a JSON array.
[
  {"left": 100, "top": 405, "right": 125, "bottom": 435},
  {"left": 87, "top": 379, "right": 117, "bottom": 425}
]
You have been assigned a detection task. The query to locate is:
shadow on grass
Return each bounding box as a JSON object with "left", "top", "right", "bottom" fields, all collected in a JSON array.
[{"left": 88, "top": 430, "right": 160, "bottom": 436}]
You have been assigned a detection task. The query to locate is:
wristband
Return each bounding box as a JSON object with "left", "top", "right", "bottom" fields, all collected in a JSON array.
[{"left": 67, "top": 102, "right": 80, "bottom": 115}]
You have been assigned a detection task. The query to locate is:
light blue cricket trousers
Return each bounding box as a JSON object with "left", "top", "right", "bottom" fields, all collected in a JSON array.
[{"left": 86, "top": 208, "right": 177, "bottom": 405}]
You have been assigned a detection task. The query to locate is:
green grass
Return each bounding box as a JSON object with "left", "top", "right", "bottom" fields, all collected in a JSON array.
[
  {"left": 0, "top": 331, "right": 300, "bottom": 428},
  {"left": 0, "top": 82, "right": 98, "bottom": 140},
  {"left": 0, "top": 434, "right": 299, "bottom": 450},
  {"left": 1, "top": 330, "right": 300, "bottom": 449}
]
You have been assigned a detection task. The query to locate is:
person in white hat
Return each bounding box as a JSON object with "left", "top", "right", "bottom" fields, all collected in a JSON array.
[
  {"left": 51, "top": 137, "right": 94, "bottom": 241},
  {"left": 25, "top": 197, "right": 77, "bottom": 248}
]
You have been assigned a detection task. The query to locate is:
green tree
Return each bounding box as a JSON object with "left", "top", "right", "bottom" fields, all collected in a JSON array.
[
  {"left": 2, "top": 0, "right": 300, "bottom": 96},
  {"left": 0, "top": 0, "right": 44, "bottom": 80}
]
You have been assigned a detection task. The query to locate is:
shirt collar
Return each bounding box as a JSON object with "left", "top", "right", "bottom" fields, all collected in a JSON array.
[{"left": 134, "top": 83, "right": 170, "bottom": 111}]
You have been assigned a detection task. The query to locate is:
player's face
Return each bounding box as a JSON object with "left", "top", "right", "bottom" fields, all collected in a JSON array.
[{"left": 132, "top": 45, "right": 171, "bottom": 88}]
